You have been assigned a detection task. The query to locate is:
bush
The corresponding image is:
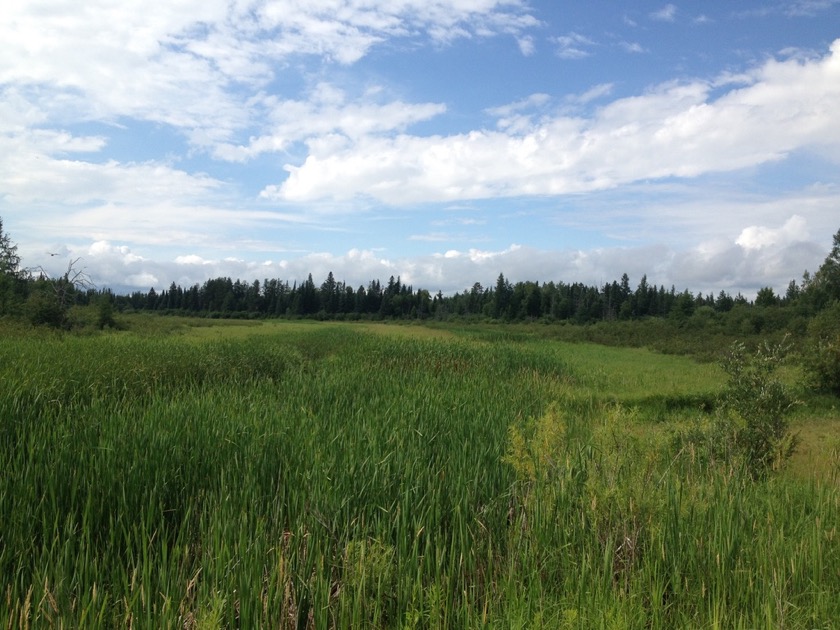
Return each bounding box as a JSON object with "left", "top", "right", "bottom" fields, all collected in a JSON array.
[
  {"left": 719, "top": 339, "right": 799, "bottom": 477},
  {"left": 802, "top": 301, "right": 840, "bottom": 395},
  {"left": 25, "top": 290, "right": 66, "bottom": 328},
  {"left": 671, "top": 338, "right": 799, "bottom": 478}
]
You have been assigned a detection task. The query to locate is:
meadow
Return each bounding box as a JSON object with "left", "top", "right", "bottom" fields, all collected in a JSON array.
[{"left": 1, "top": 316, "right": 838, "bottom": 628}]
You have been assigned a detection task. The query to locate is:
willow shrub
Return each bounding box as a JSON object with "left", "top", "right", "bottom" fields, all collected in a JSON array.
[{"left": 720, "top": 339, "right": 799, "bottom": 476}]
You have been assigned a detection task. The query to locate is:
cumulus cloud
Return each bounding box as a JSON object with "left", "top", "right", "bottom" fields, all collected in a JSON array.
[
  {"left": 736, "top": 215, "right": 809, "bottom": 250},
  {"left": 0, "top": 0, "right": 539, "bottom": 155},
  {"left": 269, "top": 40, "right": 840, "bottom": 204},
  {"left": 672, "top": 226, "right": 823, "bottom": 296}
]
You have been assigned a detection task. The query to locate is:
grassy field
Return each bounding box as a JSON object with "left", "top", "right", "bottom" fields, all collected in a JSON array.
[{"left": 1, "top": 317, "right": 838, "bottom": 628}]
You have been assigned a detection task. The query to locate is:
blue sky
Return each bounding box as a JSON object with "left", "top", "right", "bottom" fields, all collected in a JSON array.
[{"left": 1, "top": 1, "right": 839, "bottom": 297}]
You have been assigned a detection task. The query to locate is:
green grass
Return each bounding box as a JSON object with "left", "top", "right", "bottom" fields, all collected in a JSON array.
[{"left": 1, "top": 317, "right": 838, "bottom": 628}]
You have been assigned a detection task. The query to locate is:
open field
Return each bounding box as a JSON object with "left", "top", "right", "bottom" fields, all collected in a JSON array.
[{"left": 1, "top": 317, "right": 838, "bottom": 628}]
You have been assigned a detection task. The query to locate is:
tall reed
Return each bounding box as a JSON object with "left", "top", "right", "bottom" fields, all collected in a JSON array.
[{"left": 1, "top": 321, "right": 837, "bottom": 627}]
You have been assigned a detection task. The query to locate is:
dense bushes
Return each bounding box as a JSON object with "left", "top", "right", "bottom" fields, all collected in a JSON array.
[{"left": 803, "top": 301, "right": 840, "bottom": 395}]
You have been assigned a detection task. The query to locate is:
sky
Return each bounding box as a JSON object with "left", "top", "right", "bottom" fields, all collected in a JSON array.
[{"left": 1, "top": 1, "right": 839, "bottom": 298}]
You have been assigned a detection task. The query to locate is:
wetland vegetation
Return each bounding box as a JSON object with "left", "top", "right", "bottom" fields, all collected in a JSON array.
[{"left": 1, "top": 317, "right": 839, "bottom": 628}]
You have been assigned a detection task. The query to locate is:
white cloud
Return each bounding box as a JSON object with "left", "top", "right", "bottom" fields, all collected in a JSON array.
[
  {"left": 0, "top": 0, "right": 539, "bottom": 156},
  {"left": 517, "top": 35, "right": 536, "bottom": 56},
  {"left": 33, "top": 208, "right": 828, "bottom": 299},
  {"left": 736, "top": 215, "right": 809, "bottom": 250},
  {"left": 567, "top": 83, "right": 614, "bottom": 105},
  {"left": 619, "top": 41, "right": 645, "bottom": 54},
  {"left": 671, "top": 221, "right": 823, "bottom": 296},
  {"left": 553, "top": 32, "right": 596, "bottom": 59},
  {"left": 212, "top": 84, "right": 447, "bottom": 162},
  {"left": 410, "top": 232, "right": 457, "bottom": 242},
  {"left": 785, "top": 0, "right": 840, "bottom": 17},
  {"left": 175, "top": 254, "right": 213, "bottom": 265},
  {"left": 650, "top": 4, "right": 677, "bottom": 22},
  {"left": 2, "top": 2, "right": 837, "bottom": 302},
  {"left": 270, "top": 40, "right": 840, "bottom": 204}
]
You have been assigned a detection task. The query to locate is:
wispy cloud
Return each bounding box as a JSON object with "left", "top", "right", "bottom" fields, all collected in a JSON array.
[
  {"left": 0, "top": 0, "right": 540, "bottom": 156},
  {"left": 734, "top": 1, "right": 839, "bottom": 19},
  {"left": 211, "top": 83, "right": 446, "bottom": 162},
  {"left": 552, "top": 32, "right": 596, "bottom": 59},
  {"left": 650, "top": 4, "right": 678, "bottom": 22},
  {"left": 566, "top": 83, "right": 614, "bottom": 105},
  {"left": 619, "top": 41, "right": 646, "bottom": 54},
  {"left": 785, "top": 0, "right": 840, "bottom": 16},
  {"left": 517, "top": 35, "right": 536, "bottom": 56},
  {"left": 486, "top": 93, "right": 551, "bottom": 117}
]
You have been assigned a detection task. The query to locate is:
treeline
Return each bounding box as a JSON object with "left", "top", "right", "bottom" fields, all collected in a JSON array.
[
  {"left": 2, "top": 215, "right": 840, "bottom": 329},
  {"left": 100, "top": 265, "right": 831, "bottom": 326},
  {"left": 109, "top": 272, "right": 752, "bottom": 322},
  {"left": 111, "top": 228, "right": 840, "bottom": 325}
]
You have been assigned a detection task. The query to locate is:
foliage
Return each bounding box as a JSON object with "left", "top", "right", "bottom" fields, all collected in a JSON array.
[
  {"left": 96, "top": 294, "right": 117, "bottom": 329},
  {"left": 0, "top": 217, "right": 21, "bottom": 278},
  {"left": 802, "top": 301, "right": 840, "bottom": 395},
  {"left": 718, "top": 339, "right": 799, "bottom": 476},
  {"left": 503, "top": 397, "right": 837, "bottom": 628},
  {"left": 803, "top": 228, "right": 840, "bottom": 307},
  {"left": 24, "top": 282, "right": 67, "bottom": 327},
  {"left": 23, "top": 259, "right": 96, "bottom": 328},
  {"left": 0, "top": 217, "right": 27, "bottom": 315},
  {"left": 1, "top": 321, "right": 837, "bottom": 628}
]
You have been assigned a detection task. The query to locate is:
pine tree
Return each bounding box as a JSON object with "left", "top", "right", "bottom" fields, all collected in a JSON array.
[
  {"left": 811, "top": 228, "right": 840, "bottom": 305},
  {"left": 0, "top": 218, "right": 25, "bottom": 315},
  {"left": 0, "top": 217, "right": 22, "bottom": 278}
]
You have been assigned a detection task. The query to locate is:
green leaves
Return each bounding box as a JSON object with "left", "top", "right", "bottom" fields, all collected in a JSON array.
[{"left": 719, "top": 339, "right": 798, "bottom": 476}]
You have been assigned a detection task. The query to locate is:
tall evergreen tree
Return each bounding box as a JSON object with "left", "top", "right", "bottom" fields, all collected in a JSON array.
[
  {"left": 0, "top": 217, "right": 25, "bottom": 314},
  {"left": 493, "top": 273, "right": 512, "bottom": 319},
  {"left": 809, "top": 228, "right": 840, "bottom": 306},
  {"left": 0, "top": 218, "right": 21, "bottom": 278}
]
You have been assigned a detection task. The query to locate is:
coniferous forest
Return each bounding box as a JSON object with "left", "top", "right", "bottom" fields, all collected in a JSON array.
[{"left": 5, "top": 224, "right": 839, "bottom": 327}]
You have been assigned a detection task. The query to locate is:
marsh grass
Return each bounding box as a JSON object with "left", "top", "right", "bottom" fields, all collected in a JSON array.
[{"left": 1, "top": 319, "right": 838, "bottom": 627}]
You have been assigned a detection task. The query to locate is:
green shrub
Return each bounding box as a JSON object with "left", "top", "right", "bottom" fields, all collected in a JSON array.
[
  {"left": 802, "top": 301, "right": 840, "bottom": 395},
  {"left": 24, "top": 289, "right": 66, "bottom": 328},
  {"left": 719, "top": 339, "right": 799, "bottom": 477}
]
